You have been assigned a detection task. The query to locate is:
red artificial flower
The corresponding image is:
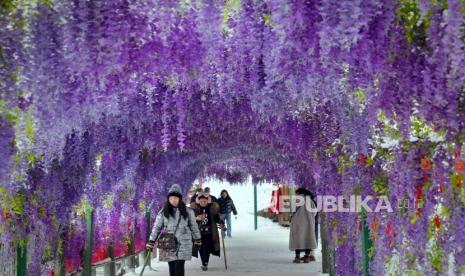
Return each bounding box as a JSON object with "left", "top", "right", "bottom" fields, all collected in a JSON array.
[
  {"left": 454, "top": 159, "right": 465, "bottom": 174},
  {"left": 416, "top": 208, "right": 422, "bottom": 218},
  {"left": 358, "top": 154, "right": 366, "bottom": 166},
  {"left": 454, "top": 149, "right": 461, "bottom": 159},
  {"left": 421, "top": 156, "right": 431, "bottom": 172},
  {"left": 415, "top": 186, "right": 423, "bottom": 204},
  {"left": 386, "top": 223, "right": 395, "bottom": 238},
  {"left": 458, "top": 178, "right": 463, "bottom": 188},
  {"left": 2, "top": 211, "right": 11, "bottom": 220},
  {"left": 434, "top": 215, "right": 441, "bottom": 230},
  {"left": 439, "top": 183, "right": 444, "bottom": 194},
  {"left": 369, "top": 222, "right": 375, "bottom": 232}
]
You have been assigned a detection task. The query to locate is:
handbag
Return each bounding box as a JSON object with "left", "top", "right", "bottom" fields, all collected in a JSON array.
[{"left": 157, "top": 215, "right": 182, "bottom": 250}]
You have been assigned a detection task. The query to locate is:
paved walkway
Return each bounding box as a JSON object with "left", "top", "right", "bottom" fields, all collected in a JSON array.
[
  {"left": 119, "top": 182, "right": 326, "bottom": 276},
  {"left": 131, "top": 215, "right": 324, "bottom": 276}
]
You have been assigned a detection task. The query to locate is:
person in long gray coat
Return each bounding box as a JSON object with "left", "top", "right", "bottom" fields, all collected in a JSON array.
[
  {"left": 289, "top": 188, "right": 318, "bottom": 263},
  {"left": 146, "top": 184, "right": 202, "bottom": 276}
]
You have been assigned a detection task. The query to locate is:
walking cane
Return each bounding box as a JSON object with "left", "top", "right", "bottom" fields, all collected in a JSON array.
[
  {"left": 221, "top": 227, "right": 228, "bottom": 270},
  {"left": 139, "top": 250, "right": 151, "bottom": 276}
]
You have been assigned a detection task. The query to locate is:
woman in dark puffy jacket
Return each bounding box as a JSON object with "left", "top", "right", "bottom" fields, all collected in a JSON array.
[{"left": 217, "top": 190, "right": 238, "bottom": 238}]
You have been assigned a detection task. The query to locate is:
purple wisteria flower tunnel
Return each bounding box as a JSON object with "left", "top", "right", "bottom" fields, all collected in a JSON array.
[{"left": 0, "top": 0, "right": 464, "bottom": 274}]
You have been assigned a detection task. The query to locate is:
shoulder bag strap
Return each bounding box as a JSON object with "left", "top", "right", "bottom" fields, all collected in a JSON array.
[
  {"left": 173, "top": 212, "right": 182, "bottom": 234},
  {"left": 173, "top": 214, "right": 182, "bottom": 256}
]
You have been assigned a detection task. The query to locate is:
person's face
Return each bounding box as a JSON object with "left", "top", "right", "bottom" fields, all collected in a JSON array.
[
  {"left": 169, "top": 196, "right": 180, "bottom": 207},
  {"left": 221, "top": 192, "right": 228, "bottom": 198},
  {"left": 204, "top": 188, "right": 210, "bottom": 193},
  {"left": 199, "top": 198, "right": 208, "bottom": 207}
]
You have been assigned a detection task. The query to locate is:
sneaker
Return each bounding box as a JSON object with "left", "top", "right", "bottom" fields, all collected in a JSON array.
[
  {"left": 201, "top": 265, "right": 208, "bottom": 271},
  {"left": 292, "top": 257, "right": 301, "bottom": 263}
]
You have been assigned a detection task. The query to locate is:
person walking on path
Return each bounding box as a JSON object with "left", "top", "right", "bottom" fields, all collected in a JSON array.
[
  {"left": 203, "top": 187, "right": 218, "bottom": 203},
  {"left": 146, "top": 184, "right": 202, "bottom": 276},
  {"left": 289, "top": 188, "right": 318, "bottom": 263},
  {"left": 190, "top": 193, "right": 225, "bottom": 271},
  {"left": 190, "top": 187, "right": 203, "bottom": 204},
  {"left": 218, "top": 190, "right": 237, "bottom": 238}
]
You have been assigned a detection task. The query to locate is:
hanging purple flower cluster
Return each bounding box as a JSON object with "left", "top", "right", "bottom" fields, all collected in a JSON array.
[{"left": 0, "top": 114, "right": 15, "bottom": 185}]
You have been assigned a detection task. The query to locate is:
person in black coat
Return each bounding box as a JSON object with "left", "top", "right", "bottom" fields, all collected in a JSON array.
[
  {"left": 204, "top": 187, "right": 218, "bottom": 203},
  {"left": 191, "top": 193, "right": 224, "bottom": 271},
  {"left": 217, "top": 190, "right": 238, "bottom": 238},
  {"left": 190, "top": 187, "right": 203, "bottom": 204}
]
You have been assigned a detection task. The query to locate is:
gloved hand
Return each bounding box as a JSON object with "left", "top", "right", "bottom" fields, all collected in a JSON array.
[
  {"left": 146, "top": 241, "right": 155, "bottom": 251},
  {"left": 194, "top": 239, "right": 202, "bottom": 249}
]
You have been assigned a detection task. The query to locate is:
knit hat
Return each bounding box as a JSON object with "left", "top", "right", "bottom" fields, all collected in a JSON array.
[{"left": 167, "top": 184, "right": 183, "bottom": 200}]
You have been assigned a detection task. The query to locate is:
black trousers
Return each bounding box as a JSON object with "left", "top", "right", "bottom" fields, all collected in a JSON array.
[
  {"left": 200, "top": 233, "right": 213, "bottom": 266},
  {"left": 295, "top": 249, "right": 311, "bottom": 257},
  {"left": 168, "top": 260, "right": 185, "bottom": 276}
]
